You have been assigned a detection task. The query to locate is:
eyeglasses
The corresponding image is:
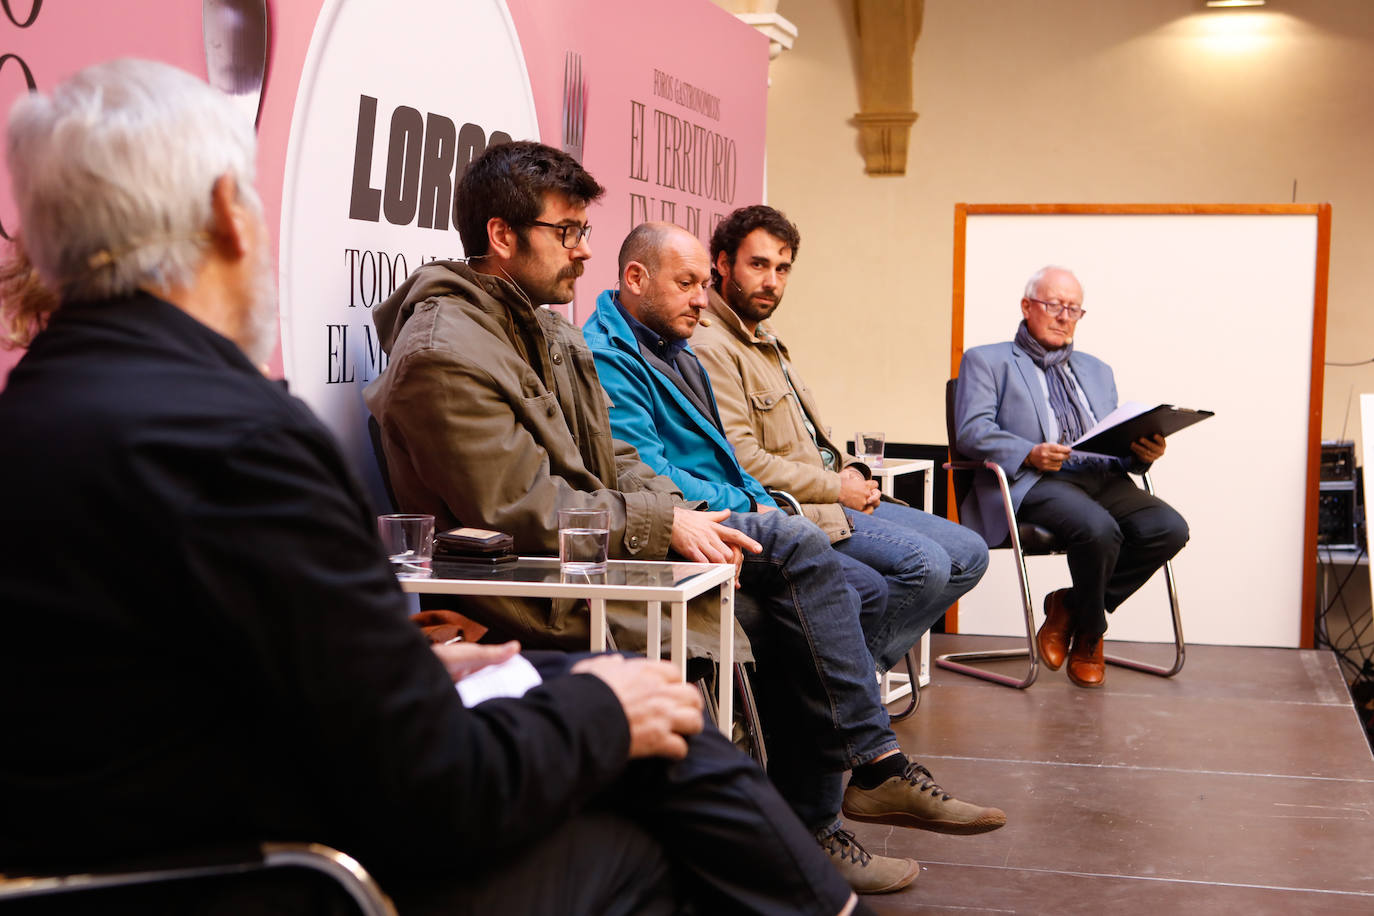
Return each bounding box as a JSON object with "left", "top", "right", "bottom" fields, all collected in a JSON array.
[
  {"left": 525, "top": 219, "right": 592, "bottom": 249},
  {"left": 1028, "top": 297, "right": 1086, "bottom": 320}
]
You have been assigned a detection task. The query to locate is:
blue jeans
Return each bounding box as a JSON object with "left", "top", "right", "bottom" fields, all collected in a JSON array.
[
  {"left": 725, "top": 511, "right": 900, "bottom": 834},
  {"left": 836, "top": 550, "right": 888, "bottom": 623},
  {"left": 837, "top": 501, "right": 991, "bottom": 673}
]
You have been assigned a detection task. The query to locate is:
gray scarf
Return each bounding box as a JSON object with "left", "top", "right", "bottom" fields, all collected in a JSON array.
[{"left": 1015, "top": 320, "right": 1087, "bottom": 445}]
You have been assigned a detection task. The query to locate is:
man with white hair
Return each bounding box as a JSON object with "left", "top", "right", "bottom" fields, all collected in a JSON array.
[
  {"left": 953, "top": 266, "right": 1189, "bottom": 688},
  {"left": 0, "top": 59, "right": 864, "bottom": 915}
]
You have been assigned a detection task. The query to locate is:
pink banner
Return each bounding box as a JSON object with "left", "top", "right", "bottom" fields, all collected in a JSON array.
[{"left": 0, "top": 0, "right": 768, "bottom": 503}]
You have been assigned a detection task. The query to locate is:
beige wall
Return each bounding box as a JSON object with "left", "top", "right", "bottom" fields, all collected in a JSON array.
[{"left": 758, "top": 0, "right": 1374, "bottom": 449}]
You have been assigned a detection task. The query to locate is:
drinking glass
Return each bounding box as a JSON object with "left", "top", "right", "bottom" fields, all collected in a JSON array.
[
  {"left": 558, "top": 508, "right": 609, "bottom": 574},
  {"left": 378, "top": 513, "right": 434, "bottom": 578},
  {"left": 855, "top": 431, "right": 885, "bottom": 467}
]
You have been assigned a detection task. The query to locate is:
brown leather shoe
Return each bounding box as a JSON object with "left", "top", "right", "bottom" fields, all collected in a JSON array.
[
  {"left": 1067, "top": 632, "right": 1105, "bottom": 688},
  {"left": 1036, "top": 589, "right": 1073, "bottom": 671}
]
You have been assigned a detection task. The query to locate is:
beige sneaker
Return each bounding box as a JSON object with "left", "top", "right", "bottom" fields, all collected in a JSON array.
[
  {"left": 819, "top": 828, "right": 919, "bottom": 894},
  {"left": 843, "top": 760, "right": 1007, "bottom": 835}
]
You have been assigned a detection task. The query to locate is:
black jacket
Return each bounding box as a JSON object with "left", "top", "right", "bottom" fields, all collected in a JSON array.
[{"left": 0, "top": 293, "right": 628, "bottom": 878}]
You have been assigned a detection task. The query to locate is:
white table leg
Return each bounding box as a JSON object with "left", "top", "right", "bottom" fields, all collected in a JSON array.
[
  {"left": 646, "top": 601, "right": 662, "bottom": 660},
  {"left": 880, "top": 667, "right": 911, "bottom": 703},
  {"left": 590, "top": 597, "right": 608, "bottom": 652},
  {"left": 877, "top": 451, "right": 910, "bottom": 704},
  {"left": 718, "top": 580, "right": 734, "bottom": 736},
  {"left": 670, "top": 600, "right": 687, "bottom": 681}
]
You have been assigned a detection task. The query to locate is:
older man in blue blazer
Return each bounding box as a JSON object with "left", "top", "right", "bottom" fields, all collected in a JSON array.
[{"left": 954, "top": 266, "right": 1189, "bottom": 688}]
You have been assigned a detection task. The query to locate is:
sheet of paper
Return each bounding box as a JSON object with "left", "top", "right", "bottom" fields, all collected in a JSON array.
[
  {"left": 1071, "top": 400, "right": 1151, "bottom": 447},
  {"left": 455, "top": 654, "right": 544, "bottom": 707}
]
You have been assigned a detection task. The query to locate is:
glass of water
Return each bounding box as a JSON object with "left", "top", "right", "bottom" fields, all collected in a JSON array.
[
  {"left": 855, "top": 431, "right": 885, "bottom": 467},
  {"left": 558, "top": 508, "right": 609, "bottom": 574},
  {"left": 378, "top": 513, "right": 434, "bottom": 578}
]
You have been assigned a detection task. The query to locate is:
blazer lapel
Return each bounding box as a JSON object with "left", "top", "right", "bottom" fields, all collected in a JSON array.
[{"left": 1010, "top": 345, "right": 1053, "bottom": 442}]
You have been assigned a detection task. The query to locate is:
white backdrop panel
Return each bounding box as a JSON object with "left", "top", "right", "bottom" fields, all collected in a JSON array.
[{"left": 958, "top": 212, "right": 1318, "bottom": 648}]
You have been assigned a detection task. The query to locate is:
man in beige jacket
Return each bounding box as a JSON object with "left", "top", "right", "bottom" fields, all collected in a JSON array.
[{"left": 693, "top": 205, "right": 990, "bottom": 676}]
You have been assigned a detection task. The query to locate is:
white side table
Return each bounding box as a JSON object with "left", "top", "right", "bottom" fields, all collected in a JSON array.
[
  {"left": 866, "top": 458, "right": 935, "bottom": 702},
  {"left": 401, "top": 558, "right": 737, "bottom": 734}
]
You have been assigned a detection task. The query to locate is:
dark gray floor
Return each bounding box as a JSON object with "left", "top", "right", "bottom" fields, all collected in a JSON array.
[{"left": 860, "top": 634, "right": 1374, "bottom": 914}]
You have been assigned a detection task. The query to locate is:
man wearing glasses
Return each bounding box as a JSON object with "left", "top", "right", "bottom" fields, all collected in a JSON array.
[{"left": 953, "top": 266, "right": 1189, "bottom": 688}]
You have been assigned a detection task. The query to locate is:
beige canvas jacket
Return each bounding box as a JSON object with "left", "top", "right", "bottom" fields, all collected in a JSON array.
[
  {"left": 364, "top": 261, "right": 746, "bottom": 659},
  {"left": 692, "top": 290, "right": 861, "bottom": 543}
]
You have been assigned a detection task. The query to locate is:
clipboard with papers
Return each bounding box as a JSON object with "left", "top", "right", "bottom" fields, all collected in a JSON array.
[{"left": 1071, "top": 401, "right": 1214, "bottom": 458}]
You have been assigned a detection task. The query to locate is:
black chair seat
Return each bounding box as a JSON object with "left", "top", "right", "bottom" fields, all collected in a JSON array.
[{"left": 1012, "top": 522, "right": 1064, "bottom": 554}]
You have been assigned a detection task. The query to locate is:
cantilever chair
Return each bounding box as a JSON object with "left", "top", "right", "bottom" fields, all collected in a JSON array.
[
  {"left": 937, "top": 378, "right": 1185, "bottom": 689},
  {"left": 0, "top": 842, "right": 397, "bottom": 915}
]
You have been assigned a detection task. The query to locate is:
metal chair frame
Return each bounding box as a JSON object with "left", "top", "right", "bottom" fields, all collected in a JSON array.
[
  {"left": 938, "top": 379, "right": 1185, "bottom": 689},
  {"left": 0, "top": 842, "right": 397, "bottom": 915}
]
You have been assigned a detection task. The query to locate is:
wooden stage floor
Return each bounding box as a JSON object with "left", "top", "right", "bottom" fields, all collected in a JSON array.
[{"left": 859, "top": 634, "right": 1374, "bottom": 914}]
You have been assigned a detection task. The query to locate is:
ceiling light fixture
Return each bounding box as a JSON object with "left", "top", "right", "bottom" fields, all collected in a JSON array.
[{"left": 1205, "top": 0, "right": 1266, "bottom": 8}]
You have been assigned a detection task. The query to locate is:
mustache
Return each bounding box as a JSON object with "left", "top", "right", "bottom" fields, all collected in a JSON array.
[{"left": 559, "top": 263, "right": 585, "bottom": 281}]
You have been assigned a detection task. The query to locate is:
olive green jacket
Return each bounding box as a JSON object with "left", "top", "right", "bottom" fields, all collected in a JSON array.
[{"left": 364, "top": 261, "right": 745, "bottom": 659}]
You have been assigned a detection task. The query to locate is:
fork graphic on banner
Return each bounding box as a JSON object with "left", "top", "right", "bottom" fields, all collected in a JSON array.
[
  {"left": 561, "top": 50, "right": 587, "bottom": 322},
  {"left": 562, "top": 50, "right": 586, "bottom": 162}
]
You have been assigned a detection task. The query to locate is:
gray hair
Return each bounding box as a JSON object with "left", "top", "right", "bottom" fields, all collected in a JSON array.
[
  {"left": 6, "top": 58, "right": 259, "bottom": 302},
  {"left": 1023, "top": 265, "right": 1076, "bottom": 300}
]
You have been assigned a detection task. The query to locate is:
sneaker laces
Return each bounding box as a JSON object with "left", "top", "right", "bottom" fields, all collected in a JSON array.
[
  {"left": 820, "top": 828, "right": 871, "bottom": 866},
  {"left": 901, "top": 761, "right": 953, "bottom": 801}
]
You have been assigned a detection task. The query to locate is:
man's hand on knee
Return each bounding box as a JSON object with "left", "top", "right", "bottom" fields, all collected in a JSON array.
[
  {"left": 670, "top": 507, "right": 761, "bottom": 565},
  {"left": 571, "top": 655, "right": 704, "bottom": 760}
]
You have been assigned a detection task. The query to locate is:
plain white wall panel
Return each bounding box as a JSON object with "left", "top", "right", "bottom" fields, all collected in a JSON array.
[{"left": 956, "top": 210, "right": 1321, "bottom": 648}]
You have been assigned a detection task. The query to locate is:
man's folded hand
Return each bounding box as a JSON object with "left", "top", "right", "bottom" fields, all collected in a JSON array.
[{"left": 572, "top": 655, "right": 704, "bottom": 760}]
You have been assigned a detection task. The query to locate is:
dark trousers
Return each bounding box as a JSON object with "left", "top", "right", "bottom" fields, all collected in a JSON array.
[
  {"left": 10, "top": 655, "right": 851, "bottom": 916},
  {"left": 391, "top": 651, "right": 852, "bottom": 915},
  {"left": 391, "top": 727, "right": 851, "bottom": 915},
  {"left": 1018, "top": 468, "right": 1189, "bottom": 638}
]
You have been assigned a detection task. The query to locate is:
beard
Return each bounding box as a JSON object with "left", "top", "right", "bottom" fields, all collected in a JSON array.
[
  {"left": 639, "top": 288, "right": 694, "bottom": 342},
  {"left": 723, "top": 274, "right": 780, "bottom": 324},
  {"left": 553, "top": 261, "right": 584, "bottom": 297},
  {"left": 239, "top": 244, "right": 280, "bottom": 369},
  {"left": 509, "top": 255, "right": 583, "bottom": 306}
]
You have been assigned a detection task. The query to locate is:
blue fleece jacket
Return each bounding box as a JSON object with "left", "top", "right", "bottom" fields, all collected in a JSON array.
[{"left": 584, "top": 289, "right": 775, "bottom": 513}]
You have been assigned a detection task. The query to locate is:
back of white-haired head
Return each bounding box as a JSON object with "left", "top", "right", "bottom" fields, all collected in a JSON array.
[
  {"left": 1023, "top": 265, "right": 1077, "bottom": 301},
  {"left": 6, "top": 58, "right": 258, "bottom": 302}
]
